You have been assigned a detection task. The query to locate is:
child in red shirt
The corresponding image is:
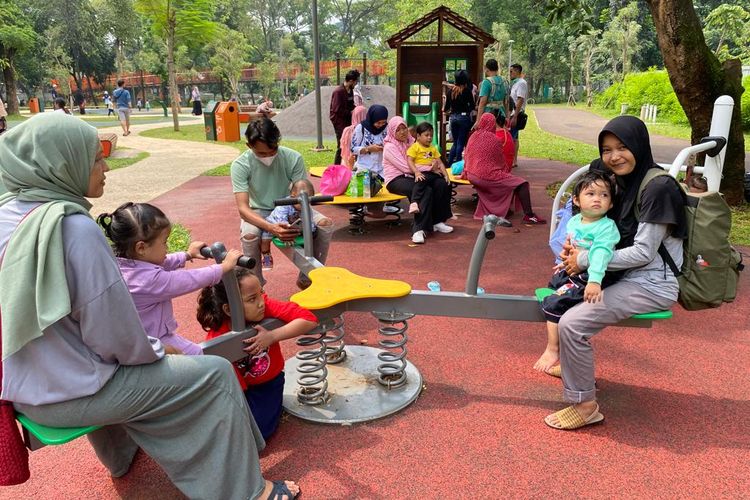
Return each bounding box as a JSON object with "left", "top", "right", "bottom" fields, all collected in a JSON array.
[
  {"left": 495, "top": 113, "right": 516, "bottom": 169},
  {"left": 197, "top": 268, "right": 317, "bottom": 439}
]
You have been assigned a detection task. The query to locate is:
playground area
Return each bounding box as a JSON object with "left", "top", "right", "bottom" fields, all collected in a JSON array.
[{"left": 1, "top": 112, "right": 749, "bottom": 497}]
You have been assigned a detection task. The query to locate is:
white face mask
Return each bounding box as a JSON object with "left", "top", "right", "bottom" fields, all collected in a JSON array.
[{"left": 257, "top": 154, "right": 276, "bottom": 166}]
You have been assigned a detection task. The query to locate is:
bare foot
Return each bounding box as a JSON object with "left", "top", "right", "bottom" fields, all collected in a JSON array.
[
  {"left": 257, "top": 480, "right": 300, "bottom": 499},
  {"left": 544, "top": 401, "right": 599, "bottom": 428},
  {"left": 533, "top": 347, "right": 559, "bottom": 373}
]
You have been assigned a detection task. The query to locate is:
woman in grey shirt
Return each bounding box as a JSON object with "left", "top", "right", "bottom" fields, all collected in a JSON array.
[
  {"left": 0, "top": 113, "right": 299, "bottom": 499},
  {"left": 545, "top": 116, "right": 686, "bottom": 430}
]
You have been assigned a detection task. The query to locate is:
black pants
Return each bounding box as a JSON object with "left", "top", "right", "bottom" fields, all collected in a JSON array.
[
  {"left": 334, "top": 127, "right": 344, "bottom": 165},
  {"left": 387, "top": 174, "right": 453, "bottom": 233}
]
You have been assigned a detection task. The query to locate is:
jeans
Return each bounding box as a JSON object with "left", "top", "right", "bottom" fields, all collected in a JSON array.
[{"left": 448, "top": 114, "right": 472, "bottom": 167}]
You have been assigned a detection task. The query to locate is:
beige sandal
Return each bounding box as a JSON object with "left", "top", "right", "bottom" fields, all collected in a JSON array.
[
  {"left": 544, "top": 404, "right": 604, "bottom": 430},
  {"left": 546, "top": 365, "right": 562, "bottom": 378}
]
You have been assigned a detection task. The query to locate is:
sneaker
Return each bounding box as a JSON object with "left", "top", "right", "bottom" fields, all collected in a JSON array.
[
  {"left": 261, "top": 253, "right": 274, "bottom": 271},
  {"left": 412, "top": 230, "right": 425, "bottom": 244},
  {"left": 433, "top": 222, "right": 454, "bottom": 233},
  {"left": 409, "top": 202, "right": 420, "bottom": 214},
  {"left": 522, "top": 214, "right": 547, "bottom": 225},
  {"left": 383, "top": 205, "right": 403, "bottom": 214}
]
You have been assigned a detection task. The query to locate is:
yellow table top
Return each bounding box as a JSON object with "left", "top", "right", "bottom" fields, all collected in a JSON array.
[
  {"left": 291, "top": 267, "right": 412, "bottom": 310},
  {"left": 448, "top": 172, "right": 471, "bottom": 185},
  {"left": 325, "top": 187, "right": 406, "bottom": 205},
  {"left": 309, "top": 166, "right": 326, "bottom": 178}
]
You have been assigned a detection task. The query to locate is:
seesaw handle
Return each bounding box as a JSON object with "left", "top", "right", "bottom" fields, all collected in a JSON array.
[
  {"left": 199, "top": 244, "right": 255, "bottom": 269},
  {"left": 274, "top": 195, "right": 334, "bottom": 206}
]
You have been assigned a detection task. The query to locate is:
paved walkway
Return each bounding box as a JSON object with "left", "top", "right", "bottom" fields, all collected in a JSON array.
[
  {"left": 90, "top": 117, "right": 241, "bottom": 216},
  {"left": 534, "top": 107, "right": 750, "bottom": 170}
]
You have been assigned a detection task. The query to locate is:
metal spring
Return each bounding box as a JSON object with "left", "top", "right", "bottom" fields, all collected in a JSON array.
[
  {"left": 321, "top": 315, "right": 347, "bottom": 364},
  {"left": 348, "top": 207, "right": 366, "bottom": 234},
  {"left": 372, "top": 311, "right": 414, "bottom": 389},
  {"left": 295, "top": 325, "right": 328, "bottom": 405}
]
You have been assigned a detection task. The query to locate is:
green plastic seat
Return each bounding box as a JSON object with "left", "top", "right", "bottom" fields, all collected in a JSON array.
[
  {"left": 534, "top": 288, "right": 672, "bottom": 320},
  {"left": 16, "top": 413, "right": 100, "bottom": 447},
  {"left": 272, "top": 235, "right": 304, "bottom": 248}
]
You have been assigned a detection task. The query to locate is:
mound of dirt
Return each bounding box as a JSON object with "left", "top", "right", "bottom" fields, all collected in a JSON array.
[{"left": 274, "top": 85, "right": 397, "bottom": 139}]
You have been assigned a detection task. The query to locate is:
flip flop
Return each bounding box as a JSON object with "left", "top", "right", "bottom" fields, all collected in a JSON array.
[
  {"left": 546, "top": 365, "right": 562, "bottom": 378},
  {"left": 544, "top": 404, "right": 604, "bottom": 430},
  {"left": 267, "top": 480, "right": 300, "bottom": 499}
]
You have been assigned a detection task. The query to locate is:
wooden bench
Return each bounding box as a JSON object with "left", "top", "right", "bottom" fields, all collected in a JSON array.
[{"left": 99, "top": 133, "right": 118, "bottom": 158}]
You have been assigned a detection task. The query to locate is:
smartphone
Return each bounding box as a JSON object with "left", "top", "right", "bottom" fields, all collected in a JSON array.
[{"left": 289, "top": 218, "right": 303, "bottom": 229}]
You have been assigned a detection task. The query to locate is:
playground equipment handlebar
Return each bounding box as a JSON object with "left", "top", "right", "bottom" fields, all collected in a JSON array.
[
  {"left": 199, "top": 243, "right": 256, "bottom": 269},
  {"left": 274, "top": 195, "right": 334, "bottom": 206}
]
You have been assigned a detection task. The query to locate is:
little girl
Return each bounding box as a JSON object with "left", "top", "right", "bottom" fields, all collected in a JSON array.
[
  {"left": 406, "top": 122, "right": 451, "bottom": 216},
  {"left": 197, "top": 268, "right": 318, "bottom": 439},
  {"left": 98, "top": 202, "right": 242, "bottom": 355}
]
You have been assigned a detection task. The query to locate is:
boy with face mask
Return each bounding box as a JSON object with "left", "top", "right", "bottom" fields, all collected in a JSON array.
[{"left": 231, "top": 118, "right": 333, "bottom": 288}]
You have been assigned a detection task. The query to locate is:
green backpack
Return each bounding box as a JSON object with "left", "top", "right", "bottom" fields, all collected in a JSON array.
[{"left": 636, "top": 168, "right": 744, "bottom": 310}]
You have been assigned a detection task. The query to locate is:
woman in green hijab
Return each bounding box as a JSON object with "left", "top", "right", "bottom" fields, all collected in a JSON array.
[{"left": 0, "top": 113, "right": 299, "bottom": 499}]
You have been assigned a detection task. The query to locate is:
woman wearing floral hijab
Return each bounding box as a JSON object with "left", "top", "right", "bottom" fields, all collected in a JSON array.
[
  {"left": 0, "top": 113, "right": 299, "bottom": 499},
  {"left": 547, "top": 115, "right": 686, "bottom": 431},
  {"left": 350, "top": 104, "right": 388, "bottom": 176}
]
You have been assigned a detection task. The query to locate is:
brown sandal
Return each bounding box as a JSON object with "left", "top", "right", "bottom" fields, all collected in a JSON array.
[{"left": 544, "top": 404, "right": 604, "bottom": 430}]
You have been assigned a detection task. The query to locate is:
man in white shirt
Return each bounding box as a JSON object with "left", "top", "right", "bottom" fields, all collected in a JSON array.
[{"left": 509, "top": 63, "right": 528, "bottom": 168}]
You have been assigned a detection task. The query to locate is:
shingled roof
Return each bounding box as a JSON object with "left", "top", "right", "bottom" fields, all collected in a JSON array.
[{"left": 386, "top": 5, "right": 495, "bottom": 48}]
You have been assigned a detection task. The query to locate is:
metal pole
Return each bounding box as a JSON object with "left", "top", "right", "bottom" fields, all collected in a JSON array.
[
  {"left": 336, "top": 52, "right": 341, "bottom": 85},
  {"left": 311, "top": 0, "right": 324, "bottom": 150},
  {"left": 363, "top": 52, "right": 367, "bottom": 85}
]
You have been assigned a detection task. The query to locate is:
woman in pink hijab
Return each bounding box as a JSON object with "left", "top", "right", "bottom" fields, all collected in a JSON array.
[
  {"left": 383, "top": 116, "right": 453, "bottom": 244},
  {"left": 463, "top": 113, "right": 545, "bottom": 225},
  {"left": 340, "top": 105, "right": 367, "bottom": 168}
]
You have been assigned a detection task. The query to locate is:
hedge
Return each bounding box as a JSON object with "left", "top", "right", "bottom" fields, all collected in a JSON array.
[{"left": 598, "top": 70, "right": 750, "bottom": 131}]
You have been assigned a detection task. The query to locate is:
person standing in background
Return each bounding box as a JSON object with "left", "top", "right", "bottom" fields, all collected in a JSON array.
[
  {"left": 191, "top": 86, "right": 202, "bottom": 115},
  {"left": 329, "top": 69, "right": 360, "bottom": 165},
  {"left": 0, "top": 94, "right": 7, "bottom": 135},
  {"left": 112, "top": 80, "right": 132, "bottom": 136},
  {"left": 509, "top": 63, "right": 528, "bottom": 169}
]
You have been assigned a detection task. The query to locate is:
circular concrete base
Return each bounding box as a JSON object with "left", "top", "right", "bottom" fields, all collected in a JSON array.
[{"left": 282, "top": 345, "right": 423, "bottom": 424}]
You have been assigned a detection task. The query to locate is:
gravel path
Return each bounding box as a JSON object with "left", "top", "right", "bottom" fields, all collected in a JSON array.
[{"left": 90, "top": 117, "right": 241, "bottom": 216}]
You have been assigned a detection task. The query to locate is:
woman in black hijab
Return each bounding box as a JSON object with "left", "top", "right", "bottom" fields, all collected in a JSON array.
[
  {"left": 545, "top": 116, "right": 685, "bottom": 430},
  {"left": 350, "top": 104, "right": 389, "bottom": 177}
]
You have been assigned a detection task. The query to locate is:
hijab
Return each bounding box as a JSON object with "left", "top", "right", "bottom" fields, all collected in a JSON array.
[
  {"left": 382, "top": 116, "right": 414, "bottom": 174},
  {"left": 340, "top": 105, "right": 367, "bottom": 165},
  {"left": 0, "top": 112, "right": 99, "bottom": 359},
  {"left": 360, "top": 105, "right": 388, "bottom": 135},
  {"left": 595, "top": 115, "right": 685, "bottom": 248},
  {"left": 464, "top": 113, "right": 511, "bottom": 181}
]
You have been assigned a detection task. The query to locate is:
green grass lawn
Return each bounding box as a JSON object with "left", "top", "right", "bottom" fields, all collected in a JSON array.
[
  {"left": 140, "top": 124, "right": 337, "bottom": 176},
  {"left": 107, "top": 150, "right": 150, "bottom": 170},
  {"left": 523, "top": 109, "right": 599, "bottom": 166},
  {"left": 167, "top": 223, "right": 191, "bottom": 253},
  {"left": 534, "top": 103, "right": 750, "bottom": 151}
]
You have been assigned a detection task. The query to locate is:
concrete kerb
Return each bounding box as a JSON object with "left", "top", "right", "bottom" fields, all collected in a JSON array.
[{"left": 89, "top": 117, "right": 241, "bottom": 216}]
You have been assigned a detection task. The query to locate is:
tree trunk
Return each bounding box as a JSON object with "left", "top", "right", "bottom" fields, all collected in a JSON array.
[
  {"left": 86, "top": 75, "right": 98, "bottom": 107},
  {"left": 167, "top": 12, "right": 180, "bottom": 132},
  {"left": 585, "top": 52, "right": 593, "bottom": 107},
  {"left": 2, "top": 63, "right": 19, "bottom": 115},
  {"left": 646, "top": 0, "right": 746, "bottom": 205}
]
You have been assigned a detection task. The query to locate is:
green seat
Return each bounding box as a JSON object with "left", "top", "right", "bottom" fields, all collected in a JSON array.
[
  {"left": 534, "top": 288, "right": 672, "bottom": 320},
  {"left": 16, "top": 413, "right": 100, "bottom": 447},
  {"left": 272, "top": 235, "right": 304, "bottom": 248}
]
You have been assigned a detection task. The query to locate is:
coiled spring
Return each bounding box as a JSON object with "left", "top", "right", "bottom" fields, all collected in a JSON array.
[
  {"left": 295, "top": 324, "right": 329, "bottom": 405},
  {"left": 371, "top": 311, "right": 414, "bottom": 389},
  {"left": 322, "top": 315, "right": 347, "bottom": 364}
]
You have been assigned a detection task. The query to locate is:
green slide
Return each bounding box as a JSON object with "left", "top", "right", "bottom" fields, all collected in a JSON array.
[{"left": 401, "top": 101, "right": 441, "bottom": 151}]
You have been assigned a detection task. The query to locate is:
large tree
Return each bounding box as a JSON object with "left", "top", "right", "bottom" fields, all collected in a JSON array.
[
  {"left": 0, "top": 0, "right": 36, "bottom": 114},
  {"left": 645, "top": 0, "right": 745, "bottom": 204},
  {"left": 136, "top": 0, "right": 216, "bottom": 131}
]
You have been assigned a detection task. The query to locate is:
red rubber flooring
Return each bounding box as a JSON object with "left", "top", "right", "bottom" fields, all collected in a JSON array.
[{"left": 3, "top": 159, "right": 749, "bottom": 499}]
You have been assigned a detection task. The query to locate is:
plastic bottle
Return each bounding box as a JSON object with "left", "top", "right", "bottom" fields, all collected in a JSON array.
[
  {"left": 476, "top": 287, "right": 485, "bottom": 295},
  {"left": 427, "top": 281, "right": 441, "bottom": 292},
  {"left": 363, "top": 171, "right": 371, "bottom": 198}
]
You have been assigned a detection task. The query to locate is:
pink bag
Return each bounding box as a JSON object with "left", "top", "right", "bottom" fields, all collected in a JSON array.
[{"left": 319, "top": 164, "right": 352, "bottom": 196}]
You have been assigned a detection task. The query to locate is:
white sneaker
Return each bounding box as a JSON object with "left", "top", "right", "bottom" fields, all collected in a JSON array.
[
  {"left": 412, "top": 230, "right": 425, "bottom": 244},
  {"left": 433, "top": 222, "right": 454, "bottom": 233}
]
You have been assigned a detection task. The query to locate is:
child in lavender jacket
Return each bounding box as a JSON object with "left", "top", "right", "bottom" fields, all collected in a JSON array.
[{"left": 98, "top": 202, "right": 242, "bottom": 354}]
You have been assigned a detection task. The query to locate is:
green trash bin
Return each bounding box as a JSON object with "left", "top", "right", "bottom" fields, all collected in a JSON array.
[{"left": 204, "top": 101, "right": 218, "bottom": 141}]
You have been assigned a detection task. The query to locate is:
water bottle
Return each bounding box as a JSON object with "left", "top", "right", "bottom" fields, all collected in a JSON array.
[
  {"left": 363, "top": 171, "right": 371, "bottom": 198},
  {"left": 427, "top": 281, "right": 441, "bottom": 292},
  {"left": 477, "top": 287, "right": 485, "bottom": 295}
]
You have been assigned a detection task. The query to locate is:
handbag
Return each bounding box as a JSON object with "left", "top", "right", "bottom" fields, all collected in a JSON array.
[
  {"left": 516, "top": 111, "right": 528, "bottom": 130},
  {"left": 319, "top": 164, "right": 352, "bottom": 196}
]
